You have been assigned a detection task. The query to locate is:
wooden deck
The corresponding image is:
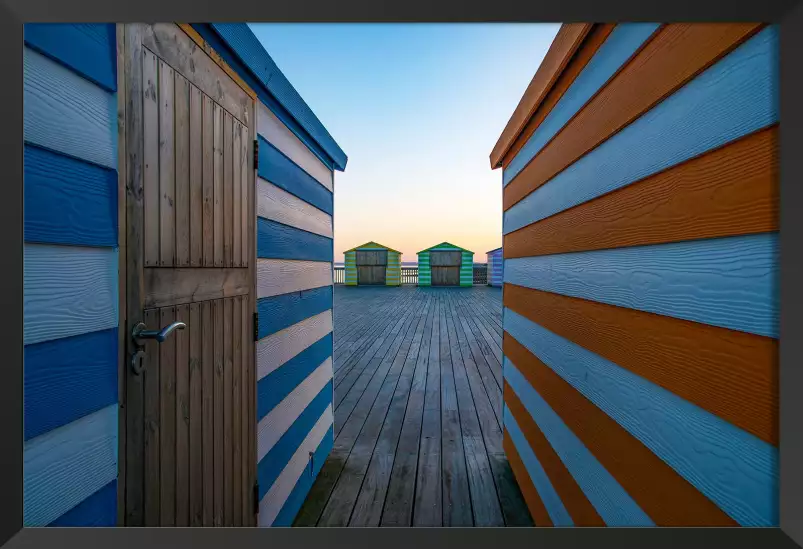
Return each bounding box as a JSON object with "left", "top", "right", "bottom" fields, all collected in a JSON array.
[{"left": 293, "top": 285, "right": 533, "bottom": 527}]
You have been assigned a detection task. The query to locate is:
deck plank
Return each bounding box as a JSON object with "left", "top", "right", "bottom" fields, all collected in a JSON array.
[{"left": 294, "top": 286, "right": 530, "bottom": 528}]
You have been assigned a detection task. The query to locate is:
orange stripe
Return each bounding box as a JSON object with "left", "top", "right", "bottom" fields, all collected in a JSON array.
[
  {"left": 505, "top": 126, "right": 779, "bottom": 258},
  {"left": 505, "top": 382, "right": 605, "bottom": 526},
  {"left": 504, "top": 23, "right": 765, "bottom": 211},
  {"left": 504, "top": 284, "right": 777, "bottom": 445},
  {"left": 503, "top": 429, "right": 552, "bottom": 526},
  {"left": 500, "top": 24, "right": 617, "bottom": 171},
  {"left": 504, "top": 333, "right": 739, "bottom": 526},
  {"left": 490, "top": 24, "right": 592, "bottom": 168}
]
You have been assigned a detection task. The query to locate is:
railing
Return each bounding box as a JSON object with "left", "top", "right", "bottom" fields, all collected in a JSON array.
[
  {"left": 334, "top": 265, "right": 488, "bottom": 286},
  {"left": 401, "top": 267, "right": 418, "bottom": 285},
  {"left": 473, "top": 265, "right": 488, "bottom": 285}
]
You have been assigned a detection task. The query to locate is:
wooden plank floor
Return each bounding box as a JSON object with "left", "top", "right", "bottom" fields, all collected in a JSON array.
[{"left": 293, "top": 285, "right": 534, "bottom": 527}]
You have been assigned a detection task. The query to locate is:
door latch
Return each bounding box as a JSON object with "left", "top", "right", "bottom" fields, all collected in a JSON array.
[{"left": 129, "top": 320, "right": 187, "bottom": 375}]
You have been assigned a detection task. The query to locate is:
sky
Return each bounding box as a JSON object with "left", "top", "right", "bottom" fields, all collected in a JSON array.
[{"left": 249, "top": 23, "right": 561, "bottom": 263}]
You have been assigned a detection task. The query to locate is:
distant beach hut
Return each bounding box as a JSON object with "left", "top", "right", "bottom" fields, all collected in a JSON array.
[
  {"left": 417, "top": 242, "right": 474, "bottom": 287},
  {"left": 487, "top": 247, "right": 503, "bottom": 287},
  {"left": 344, "top": 241, "right": 401, "bottom": 286}
]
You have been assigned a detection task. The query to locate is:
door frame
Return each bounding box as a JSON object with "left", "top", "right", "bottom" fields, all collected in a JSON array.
[{"left": 115, "top": 22, "right": 258, "bottom": 526}]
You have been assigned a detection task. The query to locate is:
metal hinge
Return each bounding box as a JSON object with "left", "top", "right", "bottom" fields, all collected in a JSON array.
[
  {"left": 253, "top": 482, "right": 259, "bottom": 516},
  {"left": 253, "top": 311, "right": 259, "bottom": 341},
  {"left": 253, "top": 139, "right": 259, "bottom": 171}
]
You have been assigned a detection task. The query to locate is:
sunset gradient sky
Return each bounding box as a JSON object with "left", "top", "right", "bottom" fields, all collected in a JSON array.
[{"left": 249, "top": 23, "right": 560, "bottom": 263}]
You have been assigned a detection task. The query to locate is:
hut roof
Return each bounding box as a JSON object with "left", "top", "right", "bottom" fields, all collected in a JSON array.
[
  {"left": 417, "top": 242, "right": 474, "bottom": 254},
  {"left": 486, "top": 247, "right": 503, "bottom": 254},
  {"left": 489, "top": 23, "right": 593, "bottom": 169},
  {"left": 345, "top": 241, "right": 401, "bottom": 254}
]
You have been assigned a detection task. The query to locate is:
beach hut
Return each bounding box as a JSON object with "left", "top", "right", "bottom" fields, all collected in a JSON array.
[
  {"left": 486, "top": 247, "right": 503, "bottom": 287},
  {"left": 23, "top": 23, "right": 346, "bottom": 528},
  {"left": 417, "top": 242, "right": 474, "bottom": 287},
  {"left": 490, "top": 23, "right": 778, "bottom": 526},
  {"left": 343, "top": 241, "right": 402, "bottom": 286}
]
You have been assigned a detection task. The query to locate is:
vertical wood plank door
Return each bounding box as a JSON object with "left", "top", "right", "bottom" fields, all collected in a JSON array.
[
  {"left": 357, "top": 266, "right": 386, "bottom": 285},
  {"left": 356, "top": 250, "right": 387, "bottom": 285},
  {"left": 120, "top": 23, "right": 256, "bottom": 527},
  {"left": 430, "top": 252, "right": 461, "bottom": 286}
]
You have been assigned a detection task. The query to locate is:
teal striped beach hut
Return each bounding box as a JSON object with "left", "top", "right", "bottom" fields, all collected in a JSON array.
[{"left": 417, "top": 242, "right": 474, "bottom": 287}]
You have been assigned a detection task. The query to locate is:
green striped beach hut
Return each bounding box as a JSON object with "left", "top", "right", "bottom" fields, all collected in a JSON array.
[
  {"left": 344, "top": 241, "right": 402, "bottom": 286},
  {"left": 417, "top": 242, "right": 474, "bottom": 287}
]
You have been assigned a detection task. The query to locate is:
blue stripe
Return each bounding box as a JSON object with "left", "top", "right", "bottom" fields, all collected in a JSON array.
[
  {"left": 257, "top": 334, "right": 333, "bottom": 421},
  {"left": 48, "top": 479, "right": 117, "bottom": 527},
  {"left": 272, "top": 425, "right": 334, "bottom": 526},
  {"left": 24, "top": 46, "right": 118, "bottom": 171},
  {"left": 24, "top": 144, "right": 117, "bottom": 248},
  {"left": 506, "top": 360, "right": 654, "bottom": 526},
  {"left": 24, "top": 24, "right": 116, "bottom": 93},
  {"left": 257, "top": 217, "right": 333, "bottom": 262},
  {"left": 24, "top": 244, "right": 119, "bottom": 346},
  {"left": 24, "top": 404, "right": 118, "bottom": 526},
  {"left": 504, "top": 25, "right": 779, "bottom": 234},
  {"left": 258, "top": 380, "right": 333, "bottom": 500},
  {"left": 505, "top": 408, "right": 574, "bottom": 526},
  {"left": 258, "top": 136, "right": 334, "bottom": 216},
  {"left": 257, "top": 287, "right": 333, "bottom": 340},
  {"left": 504, "top": 23, "right": 660, "bottom": 186},
  {"left": 206, "top": 23, "right": 347, "bottom": 171},
  {"left": 504, "top": 308, "right": 778, "bottom": 526},
  {"left": 24, "top": 328, "right": 118, "bottom": 441},
  {"left": 504, "top": 233, "right": 778, "bottom": 338}
]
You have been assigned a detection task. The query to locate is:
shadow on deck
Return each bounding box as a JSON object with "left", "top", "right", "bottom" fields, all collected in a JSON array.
[{"left": 293, "top": 285, "right": 533, "bottom": 527}]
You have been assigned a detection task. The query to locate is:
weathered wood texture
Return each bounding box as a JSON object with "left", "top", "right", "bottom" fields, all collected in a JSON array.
[
  {"left": 122, "top": 23, "right": 255, "bottom": 527},
  {"left": 132, "top": 298, "right": 252, "bottom": 526},
  {"left": 142, "top": 50, "right": 249, "bottom": 269},
  {"left": 292, "top": 286, "right": 532, "bottom": 527}
]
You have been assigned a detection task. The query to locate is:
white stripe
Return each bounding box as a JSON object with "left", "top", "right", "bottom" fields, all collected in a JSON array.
[
  {"left": 24, "top": 244, "right": 118, "bottom": 345},
  {"left": 23, "top": 46, "right": 117, "bottom": 169},
  {"left": 259, "top": 403, "right": 333, "bottom": 526},
  {"left": 257, "top": 313, "right": 333, "bottom": 380},
  {"left": 257, "top": 177, "right": 333, "bottom": 238},
  {"left": 257, "top": 361, "right": 333, "bottom": 462},
  {"left": 256, "top": 101, "right": 334, "bottom": 191},
  {"left": 257, "top": 259, "right": 332, "bottom": 298},
  {"left": 24, "top": 404, "right": 118, "bottom": 526}
]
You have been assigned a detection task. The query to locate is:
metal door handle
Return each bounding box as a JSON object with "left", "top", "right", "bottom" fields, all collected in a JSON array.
[{"left": 132, "top": 321, "right": 186, "bottom": 344}]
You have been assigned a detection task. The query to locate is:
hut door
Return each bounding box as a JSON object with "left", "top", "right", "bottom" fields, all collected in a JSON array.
[
  {"left": 120, "top": 23, "right": 256, "bottom": 527},
  {"left": 356, "top": 250, "right": 387, "bottom": 285},
  {"left": 430, "top": 251, "right": 461, "bottom": 286}
]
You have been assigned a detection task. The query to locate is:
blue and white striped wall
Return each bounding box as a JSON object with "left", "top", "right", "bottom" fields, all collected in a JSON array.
[
  {"left": 254, "top": 100, "right": 335, "bottom": 527},
  {"left": 23, "top": 23, "right": 119, "bottom": 527}
]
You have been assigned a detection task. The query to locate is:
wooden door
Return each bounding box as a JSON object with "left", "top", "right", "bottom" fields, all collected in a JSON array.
[
  {"left": 431, "top": 267, "right": 459, "bottom": 286},
  {"left": 356, "top": 250, "right": 388, "bottom": 266},
  {"left": 430, "top": 251, "right": 461, "bottom": 286},
  {"left": 357, "top": 266, "right": 386, "bottom": 285},
  {"left": 120, "top": 23, "right": 256, "bottom": 527},
  {"left": 430, "top": 250, "right": 461, "bottom": 267},
  {"left": 356, "top": 250, "right": 387, "bottom": 285}
]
